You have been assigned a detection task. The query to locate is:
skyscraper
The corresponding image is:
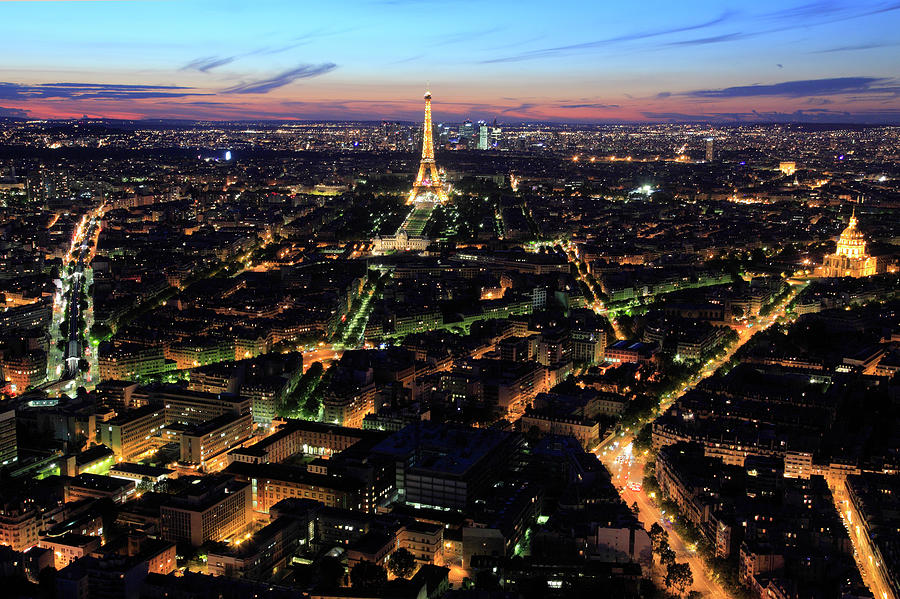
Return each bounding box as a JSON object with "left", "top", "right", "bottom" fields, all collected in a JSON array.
[
  {"left": 490, "top": 123, "right": 502, "bottom": 148},
  {"left": 459, "top": 119, "right": 474, "bottom": 142},
  {"left": 705, "top": 138, "right": 714, "bottom": 162},
  {"left": 477, "top": 123, "right": 489, "bottom": 150}
]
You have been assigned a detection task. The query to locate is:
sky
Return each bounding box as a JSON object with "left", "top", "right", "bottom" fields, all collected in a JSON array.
[{"left": 1, "top": 0, "right": 899, "bottom": 123}]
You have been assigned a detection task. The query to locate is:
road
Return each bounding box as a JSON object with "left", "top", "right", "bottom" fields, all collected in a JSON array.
[
  {"left": 600, "top": 436, "right": 730, "bottom": 597},
  {"left": 595, "top": 284, "right": 803, "bottom": 597},
  {"left": 301, "top": 346, "right": 344, "bottom": 371},
  {"left": 834, "top": 478, "right": 897, "bottom": 599},
  {"left": 50, "top": 205, "right": 104, "bottom": 384}
]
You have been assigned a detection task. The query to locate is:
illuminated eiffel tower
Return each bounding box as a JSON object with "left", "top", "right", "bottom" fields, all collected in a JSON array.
[{"left": 408, "top": 89, "right": 448, "bottom": 204}]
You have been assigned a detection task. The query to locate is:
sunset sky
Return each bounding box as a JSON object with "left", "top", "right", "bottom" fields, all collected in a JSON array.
[{"left": 2, "top": 0, "right": 899, "bottom": 123}]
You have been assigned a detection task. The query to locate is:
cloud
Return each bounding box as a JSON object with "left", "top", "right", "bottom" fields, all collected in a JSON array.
[
  {"left": 501, "top": 103, "right": 537, "bottom": 114},
  {"left": 0, "top": 82, "right": 208, "bottom": 100},
  {"left": 761, "top": 1, "right": 848, "bottom": 21},
  {"left": 390, "top": 54, "right": 425, "bottom": 64},
  {"left": 437, "top": 27, "right": 503, "bottom": 46},
  {"left": 182, "top": 56, "right": 236, "bottom": 72},
  {"left": 758, "top": 1, "right": 900, "bottom": 23},
  {"left": 481, "top": 12, "right": 734, "bottom": 63},
  {"left": 0, "top": 106, "right": 28, "bottom": 118},
  {"left": 641, "top": 107, "right": 900, "bottom": 124},
  {"left": 180, "top": 29, "right": 349, "bottom": 73},
  {"left": 481, "top": 2, "right": 900, "bottom": 64},
  {"left": 222, "top": 63, "right": 338, "bottom": 94},
  {"left": 666, "top": 32, "right": 748, "bottom": 46},
  {"left": 811, "top": 42, "right": 896, "bottom": 53},
  {"left": 683, "top": 77, "right": 900, "bottom": 98},
  {"left": 248, "top": 29, "right": 353, "bottom": 56},
  {"left": 556, "top": 103, "right": 619, "bottom": 109}
]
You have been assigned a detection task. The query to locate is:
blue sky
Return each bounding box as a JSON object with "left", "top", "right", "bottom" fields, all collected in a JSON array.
[{"left": 1, "top": 0, "right": 899, "bottom": 122}]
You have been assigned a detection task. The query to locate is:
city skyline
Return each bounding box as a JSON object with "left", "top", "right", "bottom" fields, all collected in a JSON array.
[
  {"left": 2, "top": 3, "right": 900, "bottom": 599},
  {"left": 2, "top": 0, "right": 900, "bottom": 123}
]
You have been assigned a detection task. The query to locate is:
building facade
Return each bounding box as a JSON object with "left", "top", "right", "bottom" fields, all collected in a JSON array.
[{"left": 819, "top": 211, "right": 877, "bottom": 278}]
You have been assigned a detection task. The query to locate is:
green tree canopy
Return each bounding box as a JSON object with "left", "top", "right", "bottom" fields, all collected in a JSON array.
[{"left": 387, "top": 548, "right": 416, "bottom": 579}]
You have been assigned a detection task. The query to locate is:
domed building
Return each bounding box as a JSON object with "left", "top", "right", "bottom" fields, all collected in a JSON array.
[{"left": 819, "top": 209, "right": 877, "bottom": 278}]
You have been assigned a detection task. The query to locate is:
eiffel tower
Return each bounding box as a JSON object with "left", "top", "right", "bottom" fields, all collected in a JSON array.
[{"left": 408, "top": 89, "right": 448, "bottom": 204}]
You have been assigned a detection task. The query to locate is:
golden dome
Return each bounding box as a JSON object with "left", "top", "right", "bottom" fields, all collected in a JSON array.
[{"left": 835, "top": 209, "right": 867, "bottom": 258}]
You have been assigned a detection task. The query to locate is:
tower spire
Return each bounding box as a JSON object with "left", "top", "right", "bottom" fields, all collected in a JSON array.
[{"left": 408, "top": 88, "right": 447, "bottom": 203}]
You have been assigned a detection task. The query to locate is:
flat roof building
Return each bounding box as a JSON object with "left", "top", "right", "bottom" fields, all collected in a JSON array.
[{"left": 160, "top": 475, "right": 251, "bottom": 547}]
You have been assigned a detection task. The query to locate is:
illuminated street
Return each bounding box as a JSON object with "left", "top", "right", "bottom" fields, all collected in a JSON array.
[
  {"left": 302, "top": 346, "right": 344, "bottom": 371},
  {"left": 47, "top": 204, "right": 104, "bottom": 389},
  {"left": 596, "top": 284, "right": 803, "bottom": 597},
  {"left": 835, "top": 479, "right": 897, "bottom": 599}
]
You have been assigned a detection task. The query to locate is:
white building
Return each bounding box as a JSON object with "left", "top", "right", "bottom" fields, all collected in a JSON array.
[{"left": 371, "top": 230, "right": 431, "bottom": 255}]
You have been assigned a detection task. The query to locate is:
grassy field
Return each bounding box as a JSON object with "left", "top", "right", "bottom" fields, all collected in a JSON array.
[{"left": 399, "top": 202, "right": 436, "bottom": 236}]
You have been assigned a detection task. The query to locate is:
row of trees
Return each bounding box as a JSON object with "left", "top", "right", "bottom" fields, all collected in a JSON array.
[
  {"left": 649, "top": 523, "right": 695, "bottom": 597},
  {"left": 277, "top": 361, "right": 325, "bottom": 419},
  {"left": 319, "top": 549, "right": 417, "bottom": 592}
]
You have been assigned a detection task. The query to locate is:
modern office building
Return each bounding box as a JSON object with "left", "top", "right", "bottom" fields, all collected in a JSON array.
[
  {"left": 100, "top": 404, "right": 166, "bottom": 461},
  {"left": 228, "top": 419, "right": 379, "bottom": 465},
  {"left": 98, "top": 344, "right": 167, "bottom": 381},
  {"left": 154, "top": 389, "right": 251, "bottom": 426},
  {"left": 180, "top": 413, "right": 252, "bottom": 472},
  {"left": 372, "top": 422, "right": 522, "bottom": 510},
  {"left": 477, "top": 123, "right": 489, "bottom": 150},
  {"left": 225, "top": 462, "right": 363, "bottom": 514},
  {"left": 160, "top": 476, "right": 251, "bottom": 547}
]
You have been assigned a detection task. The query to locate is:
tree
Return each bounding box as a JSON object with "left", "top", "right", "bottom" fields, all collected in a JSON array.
[
  {"left": 37, "top": 566, "right": 57, "bottom": 597},
  {"left": 649, "top": 523, "right": 669, "bottom": 554},
  {"left": 525, "top": 425, "right": 542, "bottom": 446},
  {"left": 633, "top": 423, "right": 653, "bottom": 452},
  {"left": 318, "top": 556, "right": 345, "bottom": 588},
  {"left": 91, "top": 322, "right": 112, "bottom": 341},
  {"left": 350, "top": 560, "right": 387, "bottom": 590},
  {"left": 660, "top": 546, "right": 676, "bottom": 567},
  {"left": 665, "top": 562, "right": 693, "bottom": 596},
  {"left": 473, "top": 570, "right": 500, "bottom": 591},
  {"left": 631, "top": 501, "right": 640, "bottom": 516},
  {"left": 277, "top": 361, "right": 324, "bottom": 417},
  {"left": 387, "top": 548, "right": 416, "bottom": 579}
]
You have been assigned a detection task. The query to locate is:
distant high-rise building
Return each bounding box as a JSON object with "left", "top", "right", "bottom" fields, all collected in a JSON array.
[
  {"left": 459, "top": 119, "right": 474, "bottom": 141},
  {"left": 438, "top": 124, "right": 450, "bottom": 146},
  {"left": 477, "top": 123, "right": 489, "bottom": 150},
  {"left": 39, "top": 168, "right": 69, "bottom": 202},
  {"left": 705, "top": 138, "right": 715, "bottom": 162},
  {"left": 0, "top": 408, "right": 17, "bottom": 466},
  {"left": 490, "top": 124, "right": 502, "bottom": 148}
]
